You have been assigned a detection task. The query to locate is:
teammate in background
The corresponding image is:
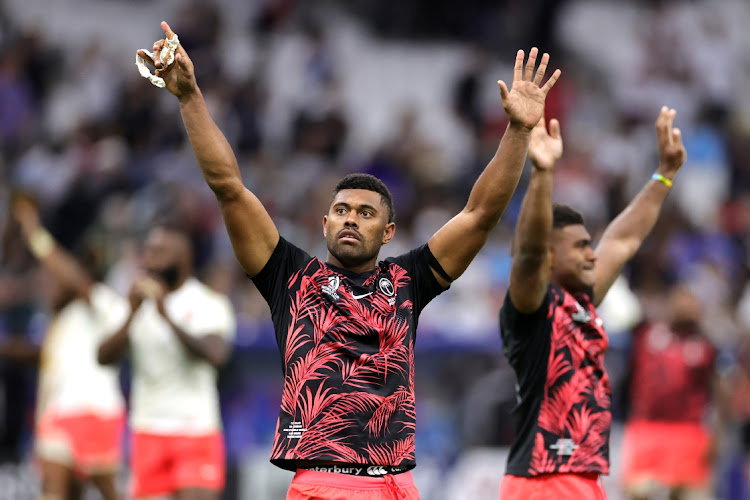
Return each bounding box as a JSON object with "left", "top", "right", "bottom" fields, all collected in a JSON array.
[
  {"left": 498, "top": 106, "right": 687, "bottom": 499},
  {"left": 98, "top": 225, "right": 235, "bottom": 500},
  {"left": 138, "top": 21, "right": 559, "bottom": 500},
  {"left": 621, "top": 284, "right": 719, "bottom": 500},
  {"left": 12, "top": 197, "right": 127, "bottom": 500}
]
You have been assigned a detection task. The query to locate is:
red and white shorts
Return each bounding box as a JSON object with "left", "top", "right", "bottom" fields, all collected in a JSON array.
[
  {"left": 287, "top": 469, "right": 420, "bottom": 500},
  {"left": 130, "top": 431, "right": 225, "bottom": 498},
  {"left": 621, "top": 420, "right": 711, "bottom": 489},
  {"left": 499, "top": 473, "right": 607, "bottom": 500},
  {"left": 35, "top": 411, "right": 124, "bottom": 477}
]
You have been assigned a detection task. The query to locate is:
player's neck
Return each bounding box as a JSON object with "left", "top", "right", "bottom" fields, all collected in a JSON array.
[{"left": 325, "top": 254, "right": 377, "bottom": 275}]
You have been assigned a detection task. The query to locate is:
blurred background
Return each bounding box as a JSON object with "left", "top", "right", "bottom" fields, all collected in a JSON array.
[{"left": 1, "top": 0, "right": 750, "bottom": 498}]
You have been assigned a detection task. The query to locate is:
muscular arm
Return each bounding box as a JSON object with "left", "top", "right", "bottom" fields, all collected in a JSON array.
[
  {"left": 593, "top": 107, "right": 686, "bottom": 306},
  {"left": 508, "top": 118, "right": 561, "bottom": 313},
  {"left": 145, "top": 22, "right": 278, "bottom": 276},
  {"left": 13, "top": 200, "right": 93, "bottom": 301},
  {"left": 428, "top": 48, "right": 560, "bottom": 287}
]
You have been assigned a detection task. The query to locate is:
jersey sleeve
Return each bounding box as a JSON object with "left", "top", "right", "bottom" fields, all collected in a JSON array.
[
  {"left": 499, "top": 286, "right": 554, "bottom": 364},
  {"left": 387, "top": 243, "right": 448, "bottom": 318},
  {"left": 89, "top": 284, "right": 130, "bottom": 339},
  {"left": 249, "top": 237, "right": 312, "bottom": 324}
]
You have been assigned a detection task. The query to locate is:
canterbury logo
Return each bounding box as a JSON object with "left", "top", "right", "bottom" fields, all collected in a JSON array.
[{"left": 367, "top": 466, "right": 389, "bottom": 476}]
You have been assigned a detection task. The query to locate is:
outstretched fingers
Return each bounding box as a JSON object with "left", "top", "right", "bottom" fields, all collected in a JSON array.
[
  {"left": 533, "top": 52, "right": 549, "bottom": 85},
  {"left": 513, "top": 50, "right": 525, "bottom": 84},
  {"left": 161, "top": 21, "right": 176, "bottom": 39},
  {"left": 524, "top": 47, "right": 539, "bottom": 81},
  {"left": 137, "top": 49, "right": 155, "bottom": 67},
  {"left": 656, "top": 106, "right": 676, "bottom": 148},
  {"left": 549, "top": 118, "right": 561, "bottom": 139},
  {"left": 541, "top": 68, "right": 561, "bottom": 95},
  {"left": 672, "top": 127, "right": 683, "bottom": 149}
]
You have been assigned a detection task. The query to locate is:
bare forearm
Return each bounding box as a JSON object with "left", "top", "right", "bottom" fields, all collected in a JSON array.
[
  {"left": 97, "top": 313, "right": 133, "bottom": 365},
  {"left": 21, "top": 227, "right": 92, "bottom": 299},
  {"left": 508, "top": 168, "right": 553, "bottom": 312},
  {"left": 515, "top": 169, "right": 553, "bottom": 255},
  {"left": 162, "top": 313, "right": 228, "bottom": 367},
  {"left": 465, "top": 124, "right": 531, "bottom": 230},
  {"left": 600, "top": 178, "right": 671, "bottom": 249},
  {"left": 178, "top": 91, "right": 243, "bottom": 198}
]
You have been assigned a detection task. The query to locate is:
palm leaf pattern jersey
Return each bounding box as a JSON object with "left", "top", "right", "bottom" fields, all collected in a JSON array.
[
  {"left": 500, "top": 285, "right": 611, "bottom": 476},
  {"left": 250, "top": 237, "right": 446, "bottom": 471}
]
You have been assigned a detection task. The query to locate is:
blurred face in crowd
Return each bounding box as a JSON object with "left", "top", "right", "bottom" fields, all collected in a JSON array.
[
  {"left": 668, "top": 284, "right": 703, "bottom": 333},
  {"left": 549, "top": 224, "right": 597, "bottom": 294},
  {"left": 141, "top": 227, "right": 191, "bottom": 290},
  {"left": 323, "top": 189, "right": 395, "bottom": 271}
]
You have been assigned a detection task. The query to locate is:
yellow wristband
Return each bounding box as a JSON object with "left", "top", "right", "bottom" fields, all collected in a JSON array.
[
  {"left": 651, "top": 173, "right": 673, "bottom": 188},
  {"left": 28, "top": 228, "right": 54, "bottom": 259}
]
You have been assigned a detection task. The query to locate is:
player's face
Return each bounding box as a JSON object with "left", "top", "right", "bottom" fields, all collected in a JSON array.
[
  {"left": 141, "top": 228, "right": 183, "bottom": 286},
  {"left": 323, "top": 189, "right": 395, "bottom": 271},
  {"left": 668, "top": 285, "right": 702, "bottom": 329},
  {"left": 550, "top": 224, "right": 596, "bottom": 293}
]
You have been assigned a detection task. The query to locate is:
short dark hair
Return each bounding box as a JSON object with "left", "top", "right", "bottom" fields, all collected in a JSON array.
[
  {"left": 552, "top": 203, "right": 585, "bottom": 229},
  {"left": 330, "top": 173, "right": 395, "bottom": 223}
]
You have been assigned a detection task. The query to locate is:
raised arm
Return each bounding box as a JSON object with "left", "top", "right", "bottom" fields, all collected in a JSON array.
[
  {"left": 508, "top": 117, "right": 562, "bottom": 312},
  {"left": 12, "top": 198, "right": 93, "bottom": 301},
  {"left": 427, "top": 48, "right": 560, "bottom": 287},
  {"left": 592, "top": 107, "right": 686, "bottom": 305},
  {"left": 140, "top": 22, "right": 278, "bottom": 276}
]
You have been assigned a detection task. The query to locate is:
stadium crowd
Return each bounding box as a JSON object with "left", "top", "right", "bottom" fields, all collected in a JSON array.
[{"left": 1, "top": 0, "right": 750, "bottom": 498}]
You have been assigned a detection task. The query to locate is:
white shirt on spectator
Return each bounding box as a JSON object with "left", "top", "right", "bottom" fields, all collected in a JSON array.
[
  {"left": 37, "top": 284, "right": 127, "bottom": 420},
  {"left": 129, "top": 277, "right": 236, "bottom": 435}
]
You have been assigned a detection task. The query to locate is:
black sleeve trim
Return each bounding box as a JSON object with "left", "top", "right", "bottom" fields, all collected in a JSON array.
[{"left": 425, "top": 244, "right": 454, "bottom": 284}]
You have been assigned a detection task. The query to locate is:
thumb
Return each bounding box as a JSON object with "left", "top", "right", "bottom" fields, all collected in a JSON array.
[
  {"left": 498, "top": 80, "right": 509, "bottom": 102},
  {"left": 549, "top": 118, "right": 561, "bottom": 139}
]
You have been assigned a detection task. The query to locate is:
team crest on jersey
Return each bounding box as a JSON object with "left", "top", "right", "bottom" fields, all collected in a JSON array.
[
  {"left": 379, "top": 278, "right": 395, "bottom": 296},
  {"left": 571, "top": 301, "right": 591, "bottom": 323},
  {"left": 322, "top": 276, "right": 341, "bottom": 300}
]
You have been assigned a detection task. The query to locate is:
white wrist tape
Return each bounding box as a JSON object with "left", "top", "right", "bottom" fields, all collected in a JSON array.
[{"left": 135, "top": 33, "right": 180, "bottom": 88}]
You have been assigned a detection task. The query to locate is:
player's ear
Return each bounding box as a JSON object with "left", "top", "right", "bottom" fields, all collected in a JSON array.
[
  {"left": 322, "top": 215, "right": 328, "bottom": 237},
  {"left": 382, "top": 222, "right": 395, "bottom": 245}
]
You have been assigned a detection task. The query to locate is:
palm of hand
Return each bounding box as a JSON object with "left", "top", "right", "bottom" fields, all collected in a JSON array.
[
  {"left": 659, "top": 143, "right": 687, "bottom": 175},
  {"left": 504, "top": 81, "right": 547, "bottom": 130},
  {"left": 157, "top": 61, "right": 194, "bottom": 99},
  {"left": 528, "top": 115, "right": 562, "bottom": 171},
  {"left": 529, "top": 131, "right": 562, "bottom": 171}
]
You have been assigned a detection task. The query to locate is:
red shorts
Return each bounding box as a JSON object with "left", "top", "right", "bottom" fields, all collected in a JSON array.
[
  {"left": 130, "top": 431, "right": 225, "bottom": 498},
  {"left": 621, "top": 420, "right": 711, "bottom": 489},
  {"left": 500, "top": 473, "right": 607, "bottom": 500},
  {"left": 35, "top": 411, "right": 124, "bottom": 477},
  {"left": 287, "top": 469, "right": 420, "bottom": 500}
]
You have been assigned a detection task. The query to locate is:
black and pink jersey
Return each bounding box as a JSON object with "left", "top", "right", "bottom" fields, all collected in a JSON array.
[
  {"left": 251, "top": 237, "right": 446, "bottom": 471},
  {"left": 500, "top": 285, "right": 611, "bottom": 476},
  {"left": 627, "top": 322, "right": 715, "bottom": 423}
]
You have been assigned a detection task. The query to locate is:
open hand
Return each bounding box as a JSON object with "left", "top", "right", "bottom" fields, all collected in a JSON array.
[
  {"left": 498, "top": 48, "right": 561, "bottom": 131},
  {"left": 137, "top": 21, "right": 197, "bottom": 100},
  {"left": 528, "top": 117, "right": 562, "bottom": 172},
  {"left": 655, "top": 106, "right": 687, "bottom": 179}
]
